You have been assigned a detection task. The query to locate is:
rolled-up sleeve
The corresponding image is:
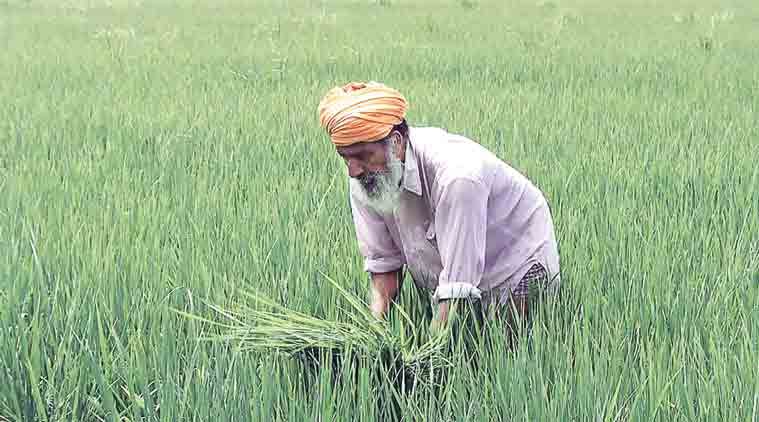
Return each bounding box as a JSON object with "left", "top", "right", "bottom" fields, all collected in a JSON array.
[
  {"left": 349, "top": 193, "right": 405, "bottom": 274},
  {"left": 432, "top": 177, "right": 488, "bottom": 300}
]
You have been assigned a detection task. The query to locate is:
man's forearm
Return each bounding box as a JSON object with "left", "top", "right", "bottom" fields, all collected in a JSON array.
[
  {"left": 370, "top": 269, "right": 403, "bottom": 318},
  {"left": 433, "top": 299, "right": 450, "bottom": 326}
]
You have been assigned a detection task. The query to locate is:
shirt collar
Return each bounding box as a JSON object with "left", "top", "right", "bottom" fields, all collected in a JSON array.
[{"left": 401, "top": 133, "right": 423, "bottom": 196}]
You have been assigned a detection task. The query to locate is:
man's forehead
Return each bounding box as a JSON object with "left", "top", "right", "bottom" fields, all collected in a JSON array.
[{"left": 336, "top": 142, "right": 380, "bottom": 156}]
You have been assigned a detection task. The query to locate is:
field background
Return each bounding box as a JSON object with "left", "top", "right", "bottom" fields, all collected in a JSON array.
[{"left": 1, "top": 0, "right": 758, "bottom": 420}]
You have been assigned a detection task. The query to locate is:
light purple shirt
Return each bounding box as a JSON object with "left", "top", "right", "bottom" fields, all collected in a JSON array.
[{"left": 349, "top": 126, "right": 561, "bottom": 307}]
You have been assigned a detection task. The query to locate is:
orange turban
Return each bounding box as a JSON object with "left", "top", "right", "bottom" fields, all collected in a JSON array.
[{"left": 318, "top": 81, "right": 408, "bottom": 147}]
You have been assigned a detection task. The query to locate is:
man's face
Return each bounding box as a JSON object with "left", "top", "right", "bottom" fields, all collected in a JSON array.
[
  {"left": 337, "top": 134, "right": 404, "bottom": 214},
  {"left": 337, "top": 140, "right": 389, "bottom": 193}
]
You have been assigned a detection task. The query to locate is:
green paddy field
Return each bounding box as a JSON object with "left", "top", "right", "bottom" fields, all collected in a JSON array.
[{"left": 1, "top": 0, "right": 757, "bottom": 420}]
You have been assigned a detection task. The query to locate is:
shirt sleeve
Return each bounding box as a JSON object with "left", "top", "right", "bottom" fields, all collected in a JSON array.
[
  {"left": 349, "top": 192, "right": 405, "bottom": 274},
  {"left": 432, "top": 177, "right": 488, "bottom": 300}
]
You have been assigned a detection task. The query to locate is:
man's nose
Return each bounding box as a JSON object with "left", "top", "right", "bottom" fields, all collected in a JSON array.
[{"left": 347, "top": 160, "right": 365, "bottom": 179}]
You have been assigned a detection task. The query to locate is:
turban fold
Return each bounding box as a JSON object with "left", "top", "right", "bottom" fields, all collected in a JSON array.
[{"left": 318, "top": 81, "right": 408, "bottom": 147}]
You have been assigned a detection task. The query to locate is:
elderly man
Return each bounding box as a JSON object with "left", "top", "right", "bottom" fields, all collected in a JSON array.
[{"left": 318, "top": 81, "right": 561, "bottom": 337}]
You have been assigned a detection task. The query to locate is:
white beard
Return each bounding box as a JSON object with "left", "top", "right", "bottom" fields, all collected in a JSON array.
[{"left": 350, "top": 143, "right": 404, "bottom": 215}]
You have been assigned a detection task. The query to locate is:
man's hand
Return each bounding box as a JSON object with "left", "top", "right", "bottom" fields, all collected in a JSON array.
[
  {"left": 369, "top": 269, "right": 402, "bottom": 319},
  {"left": 429, "top": 299, "right": 451, "bottom": 335},
  {"left": 430, "top": 298, "right": 485, "bottom": 345}
]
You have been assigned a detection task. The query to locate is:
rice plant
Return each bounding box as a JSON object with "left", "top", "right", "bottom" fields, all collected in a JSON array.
[{"left": 173, "top": 272, "right": 455, "bottom": 384}]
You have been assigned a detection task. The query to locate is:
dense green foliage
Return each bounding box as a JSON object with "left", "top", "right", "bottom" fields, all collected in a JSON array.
[{"left": 1, "top": 0, "right": 757, "bottom": 420}]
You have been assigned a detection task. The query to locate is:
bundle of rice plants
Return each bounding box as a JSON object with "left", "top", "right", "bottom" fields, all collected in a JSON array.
[{"left": 173, "top": 273, "right": 453, "bottom": 386}]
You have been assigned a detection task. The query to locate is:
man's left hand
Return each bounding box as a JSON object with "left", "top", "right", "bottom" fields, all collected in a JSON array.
[
  {"left": 430, "top": 298, "right": 485, "bottom": 345},
  {"left": 430, "top": 300, "right": 451, "bottom": 335}
]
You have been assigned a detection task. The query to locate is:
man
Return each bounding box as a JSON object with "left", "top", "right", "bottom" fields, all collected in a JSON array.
[{"left": 318, "top": 81, "right": 561, "bottom": 338}]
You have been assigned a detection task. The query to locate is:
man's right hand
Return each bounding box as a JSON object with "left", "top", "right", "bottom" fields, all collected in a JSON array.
[{"left": 369, "top": 269, "right": 402, "bottom": 319}]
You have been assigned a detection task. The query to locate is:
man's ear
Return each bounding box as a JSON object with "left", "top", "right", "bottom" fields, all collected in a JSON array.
[
  {"left": 391, "top": 131, "right": 404, "bottom": 160},
  {"left": 391, "top": 131, "right": 401, "bottom": 146}
]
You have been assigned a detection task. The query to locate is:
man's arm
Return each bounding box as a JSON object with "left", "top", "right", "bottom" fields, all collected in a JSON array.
[
  {"left": 349, "top": 191, "right": 405, "bottom": 318},
  {"left": 369, "top": 268, "right": 403, "bottom": 319},
  {"left": 431, "top": 176, "right": 489, "bottom": 327}
]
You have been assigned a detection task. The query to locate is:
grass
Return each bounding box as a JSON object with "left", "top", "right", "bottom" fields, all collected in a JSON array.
[{"left": 1, "top": 0, "right": 758, "bottom": 420}]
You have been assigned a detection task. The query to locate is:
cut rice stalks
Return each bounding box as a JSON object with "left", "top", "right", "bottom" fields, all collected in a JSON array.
[{"left": 173, "top": 273, "right": 453, "bottom": 378}]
